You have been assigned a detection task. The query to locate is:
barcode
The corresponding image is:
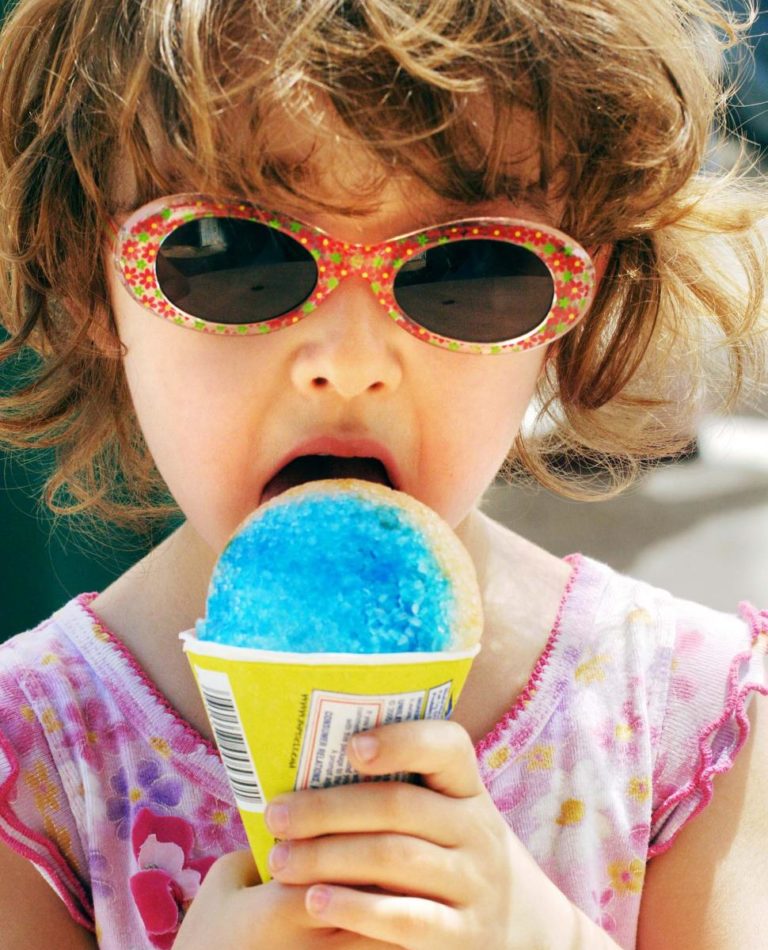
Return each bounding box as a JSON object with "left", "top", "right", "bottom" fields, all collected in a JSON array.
[{"left": 195, "top": 667, "right": 266, "bottom": 812}]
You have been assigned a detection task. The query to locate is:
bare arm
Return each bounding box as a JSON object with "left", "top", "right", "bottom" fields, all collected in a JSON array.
[
  {"left": 637, "top": 690, "right": 768, "bottom": 950},
  {"left": 0, "top": 837, "right": 97, "bottom": 950}
]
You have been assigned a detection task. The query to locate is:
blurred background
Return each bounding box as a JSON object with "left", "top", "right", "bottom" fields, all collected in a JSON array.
[{"left": 1, "top": 0, "right": 767, "bottom": 641}]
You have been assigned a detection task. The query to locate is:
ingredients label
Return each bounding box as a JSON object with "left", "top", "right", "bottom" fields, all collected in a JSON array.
[
  {"left": 296, "top": 682, "right": 451, "bottom": 789},
  {"left": 182, "top": 631, "right": 477, "bottom": 882}
]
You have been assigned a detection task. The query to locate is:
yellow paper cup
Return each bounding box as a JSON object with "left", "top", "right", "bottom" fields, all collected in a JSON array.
[{"left": 180, "top": 631, "right": 479, "bottom": 881}]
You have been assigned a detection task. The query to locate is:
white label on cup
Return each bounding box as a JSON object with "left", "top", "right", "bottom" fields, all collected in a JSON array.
[
  {"left": 425, "top": 681, "right": 453, "bottom": 719},
  {"left": 195, "top": 667, "right": 267, "bottom": 812},
  {"left": 296, "top": 686, "right": 450, "bottom": 790}
]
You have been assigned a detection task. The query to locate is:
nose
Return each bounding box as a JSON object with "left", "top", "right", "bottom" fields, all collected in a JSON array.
[{"left": 290, "top": 277, "right": 404, "bottom": 399}]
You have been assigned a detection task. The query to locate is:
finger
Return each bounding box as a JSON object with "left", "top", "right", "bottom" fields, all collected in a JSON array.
[
  {"left": 249, "top": 879, "right": 347, "bottom": 934},
  {"left": 305, "top": 883, "right": 459, "bottom": 950},
  {"left": 346, "top": 719, "right": 484, "bottom": 798},
  {"left": 268, "top": 832, "right": 471, "bottom": 905},
  {"left": 265, "top": 780, "right": 468, "bottom": 846}
]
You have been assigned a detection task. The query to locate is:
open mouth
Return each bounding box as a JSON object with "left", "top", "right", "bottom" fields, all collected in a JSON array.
[{"left": 261, "top": 455, "right": 394, "bottom": 503}]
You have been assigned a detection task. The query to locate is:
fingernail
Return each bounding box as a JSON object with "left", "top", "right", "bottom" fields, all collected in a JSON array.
[
  {"left": 265, "top": 802, "right": 289, "bottom": 835},
  {"left": 306, "top": 884, "right": 331, "bottom": 916},
  {"left": 269, "top": 841, "right": 290, "bottom": 872},
  {"left": 351, "top": 733, "right": 379, "bottom": 762}
]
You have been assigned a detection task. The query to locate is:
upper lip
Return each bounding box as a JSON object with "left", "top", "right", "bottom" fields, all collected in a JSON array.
[{"left": 262, "top": 435, "right": 402, "bottom": 495}]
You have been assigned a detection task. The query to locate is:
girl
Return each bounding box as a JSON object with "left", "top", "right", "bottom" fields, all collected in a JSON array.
[{"left": 0, "top": 1, "right": 766, "bottom": 947}]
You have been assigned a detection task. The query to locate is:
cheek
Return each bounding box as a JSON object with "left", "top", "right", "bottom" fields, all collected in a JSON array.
[
  {"left": 418, "top": 349, "right": 545, "bottom": 524},
  {"left": 110, "top": 286, "right": 272, "bottom": 548},
  {"left": 121, "top": 344, "right": 252, "bottom": 537}
]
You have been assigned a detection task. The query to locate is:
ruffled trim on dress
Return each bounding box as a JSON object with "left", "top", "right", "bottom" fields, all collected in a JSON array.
[
  {"left": 0, "top": 725, "right": 95, "bottom": 930},
  {"left": 648, "top": 604, "right": 768, "bottom": 858},
  {"left": 74, "top": 594, "right": 221, "bottom": 761},
  {"left": 476, "top": 554, "right": 582, "bottom": 765}
]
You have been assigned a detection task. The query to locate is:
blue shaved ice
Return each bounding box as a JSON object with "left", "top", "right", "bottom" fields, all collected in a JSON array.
[{"left": 197, "top": 485, "right": 461, "bottom": 653}]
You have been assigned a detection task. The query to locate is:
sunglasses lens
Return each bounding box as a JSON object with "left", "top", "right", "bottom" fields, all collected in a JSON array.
[
  {"left": 156, "top": 217, "right": 317, "bottom": 324},
  {"left": 393, "top": 240, "right": 554, "bottom": 343}
]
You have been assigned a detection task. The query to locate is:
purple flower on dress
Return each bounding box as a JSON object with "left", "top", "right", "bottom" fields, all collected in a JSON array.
[
  {"left": 106, "top": 760, "right": 183, "bottom": 839},
  {"left": 88, "top": 849, "right": 115, "bottom": 900}
]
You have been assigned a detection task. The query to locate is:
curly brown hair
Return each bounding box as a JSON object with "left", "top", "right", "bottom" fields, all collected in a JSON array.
[{"left": 0, "top": 0, "right": 766, "bottom": 527}]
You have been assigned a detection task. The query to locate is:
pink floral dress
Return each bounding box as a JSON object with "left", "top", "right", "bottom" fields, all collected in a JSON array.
[{"left": 0, "top": 553, "right": 765, "bottom": 949}]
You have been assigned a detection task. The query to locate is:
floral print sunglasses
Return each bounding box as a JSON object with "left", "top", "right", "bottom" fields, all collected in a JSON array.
[{"left": 113, "top": 194, "right": 596, "bottom": 355}]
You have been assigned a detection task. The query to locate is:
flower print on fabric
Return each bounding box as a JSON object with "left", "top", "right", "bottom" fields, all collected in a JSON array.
[
  {"left": 60, "top": 697, "right": 135, "bottom": 772},
  {"left": 667, "top": 626, "right": 704, "bottom": 704},
  {"left": 89, "top": 849, "right": 116, "bottom": 901},
  {"left": 37, "top": 644, "right": 91, "bottom": 693},
  {"left": 129, "top": 808, "right": 217, "bottom": 949},
  {"left": 194, "top": 793, "right": 242, "bottom": 852},
  {"left": 527, "top": 758, "right": 612, "bottom": 863},
  {"left": 607, "top": 856, "right": 645, "bottom": 896},
  {"left": 590, "top": 886, "right": 618, "bottom": 936},
  {"left": 595, "top": 697, "right": 646, "bottom": 764},
  {"left": 107, "top": 759, "right": 183, "bottom": 839}
]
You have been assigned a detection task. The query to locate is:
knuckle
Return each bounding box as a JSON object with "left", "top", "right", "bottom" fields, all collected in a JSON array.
[
  {"left": 391, "top": 902, "right": 423, "bottom": 938},
  {"left": 297, "top": 788, "right": 331, "bottom": 830},
  {"left": 209, "top": 849, "right": 245, "bottom": 879},
  {"left": 383, "top": 780, "right": 413, "bottom": 820},
  {"left": 375, "top": 832, "right": 414, "bottom": 868},
  {"left": 291, "top": 838, "right": 322, "bottom": 879},
  {"left": 445, "top": 718, "right": 473, "bottom": 751}
]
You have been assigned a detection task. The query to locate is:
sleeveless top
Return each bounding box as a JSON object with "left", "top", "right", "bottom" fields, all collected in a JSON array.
[{"left": 0, "top": 552, "right": 766, "bottom": 949}]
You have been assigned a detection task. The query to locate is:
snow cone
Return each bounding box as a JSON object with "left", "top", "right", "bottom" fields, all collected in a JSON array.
[{"left": 180, "top": 479, "right": 482, "bottom": 880}]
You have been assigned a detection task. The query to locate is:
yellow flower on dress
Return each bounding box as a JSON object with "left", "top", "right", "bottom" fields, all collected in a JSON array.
[
  {"left": 575, "top": 654, "right": 610, "bottom": 685},
  {"left": 150, "top": 737, "right": 172, "bottom": 759},
  {"left": 626, "top": 608, "right": 652, "bottom": 626},
  {"left": 92, "top": 620, "right": 112, "bottom": 644},
  {"left": 555, "top": 798, "right": 585, "bottom": 826},
  {"left": 628, "top": 777, "right": 650, "bottom": 802},
  {"left": 43, "top": 814, "right": 76, "bottom": 867},
  {"left": 40, "top": 708, "right": 63, "bottom": 734},
  {"left": 608, "top": 858, "right": 645, "bottom": 894},
  {"left": 614, "top": 722, "right": 634, "bottom": 742},
  {"left": 525, "top": 744, "right": 555, "bottom": 771},
  {"left": 487, "top": 746, "right": 510, "bottom": 770},
  {"left": 24, "top": 760, "right": 60, "bottom": 815}
]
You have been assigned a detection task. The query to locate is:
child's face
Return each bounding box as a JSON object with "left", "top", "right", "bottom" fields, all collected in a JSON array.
[{"left": 106, "top": 136, "right": 556, "bottom": 554}]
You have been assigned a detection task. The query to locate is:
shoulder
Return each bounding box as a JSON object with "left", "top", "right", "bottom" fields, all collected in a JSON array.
[
  {"left": 0, "top": 596, "right": 100, "bottom": 931},
  {"left": 638, "top": 681, "right": 768, "bottom": 949},
  {"left": 563, "top": 553, "right": 757, "bottom": 674},
  {"left": 0, "top": 595, "right": 96, "bottom": 698},
  {"left": 571, "top": 559, "right": 768, "bottom": 861}
]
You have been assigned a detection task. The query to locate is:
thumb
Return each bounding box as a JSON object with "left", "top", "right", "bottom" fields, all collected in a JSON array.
[{"left": 207, "top": 849, "right": 262, "bottom": 889}]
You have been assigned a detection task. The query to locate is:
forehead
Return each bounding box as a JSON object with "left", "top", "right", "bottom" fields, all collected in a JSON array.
[{"left": 111, "top": 98, "right": 558, "bottom": 233}]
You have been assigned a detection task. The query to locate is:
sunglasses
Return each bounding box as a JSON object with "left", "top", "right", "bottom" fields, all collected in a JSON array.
[{"left": 113, "top": 194, "right": 596, "bottom": 355}]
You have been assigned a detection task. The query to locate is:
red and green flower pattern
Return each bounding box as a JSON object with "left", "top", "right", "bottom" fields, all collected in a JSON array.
[{"left": 113, "top": 193, "right": 596, "bottom": 355}]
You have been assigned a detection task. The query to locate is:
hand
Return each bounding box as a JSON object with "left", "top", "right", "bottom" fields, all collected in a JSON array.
[
  {"left": 172, "top": 850, "right": 396, "bottom": 948},
  {"left": 264, "top": 719, "right": 580, "bottom": 950}
]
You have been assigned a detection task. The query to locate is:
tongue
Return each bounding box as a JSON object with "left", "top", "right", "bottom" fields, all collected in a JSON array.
[{"left": 262, "top": 456, "right": 392, "bottom": 503}]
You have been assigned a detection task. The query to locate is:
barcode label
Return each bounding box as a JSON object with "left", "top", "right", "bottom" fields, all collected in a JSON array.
[{"left": 195, "top": 667, "right": 266, "bottom": 812}]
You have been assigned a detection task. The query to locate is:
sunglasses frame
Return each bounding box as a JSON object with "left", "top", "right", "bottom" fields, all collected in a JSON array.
[{"left": 113, "top": 193, "right": 596, "bottom": 355}]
